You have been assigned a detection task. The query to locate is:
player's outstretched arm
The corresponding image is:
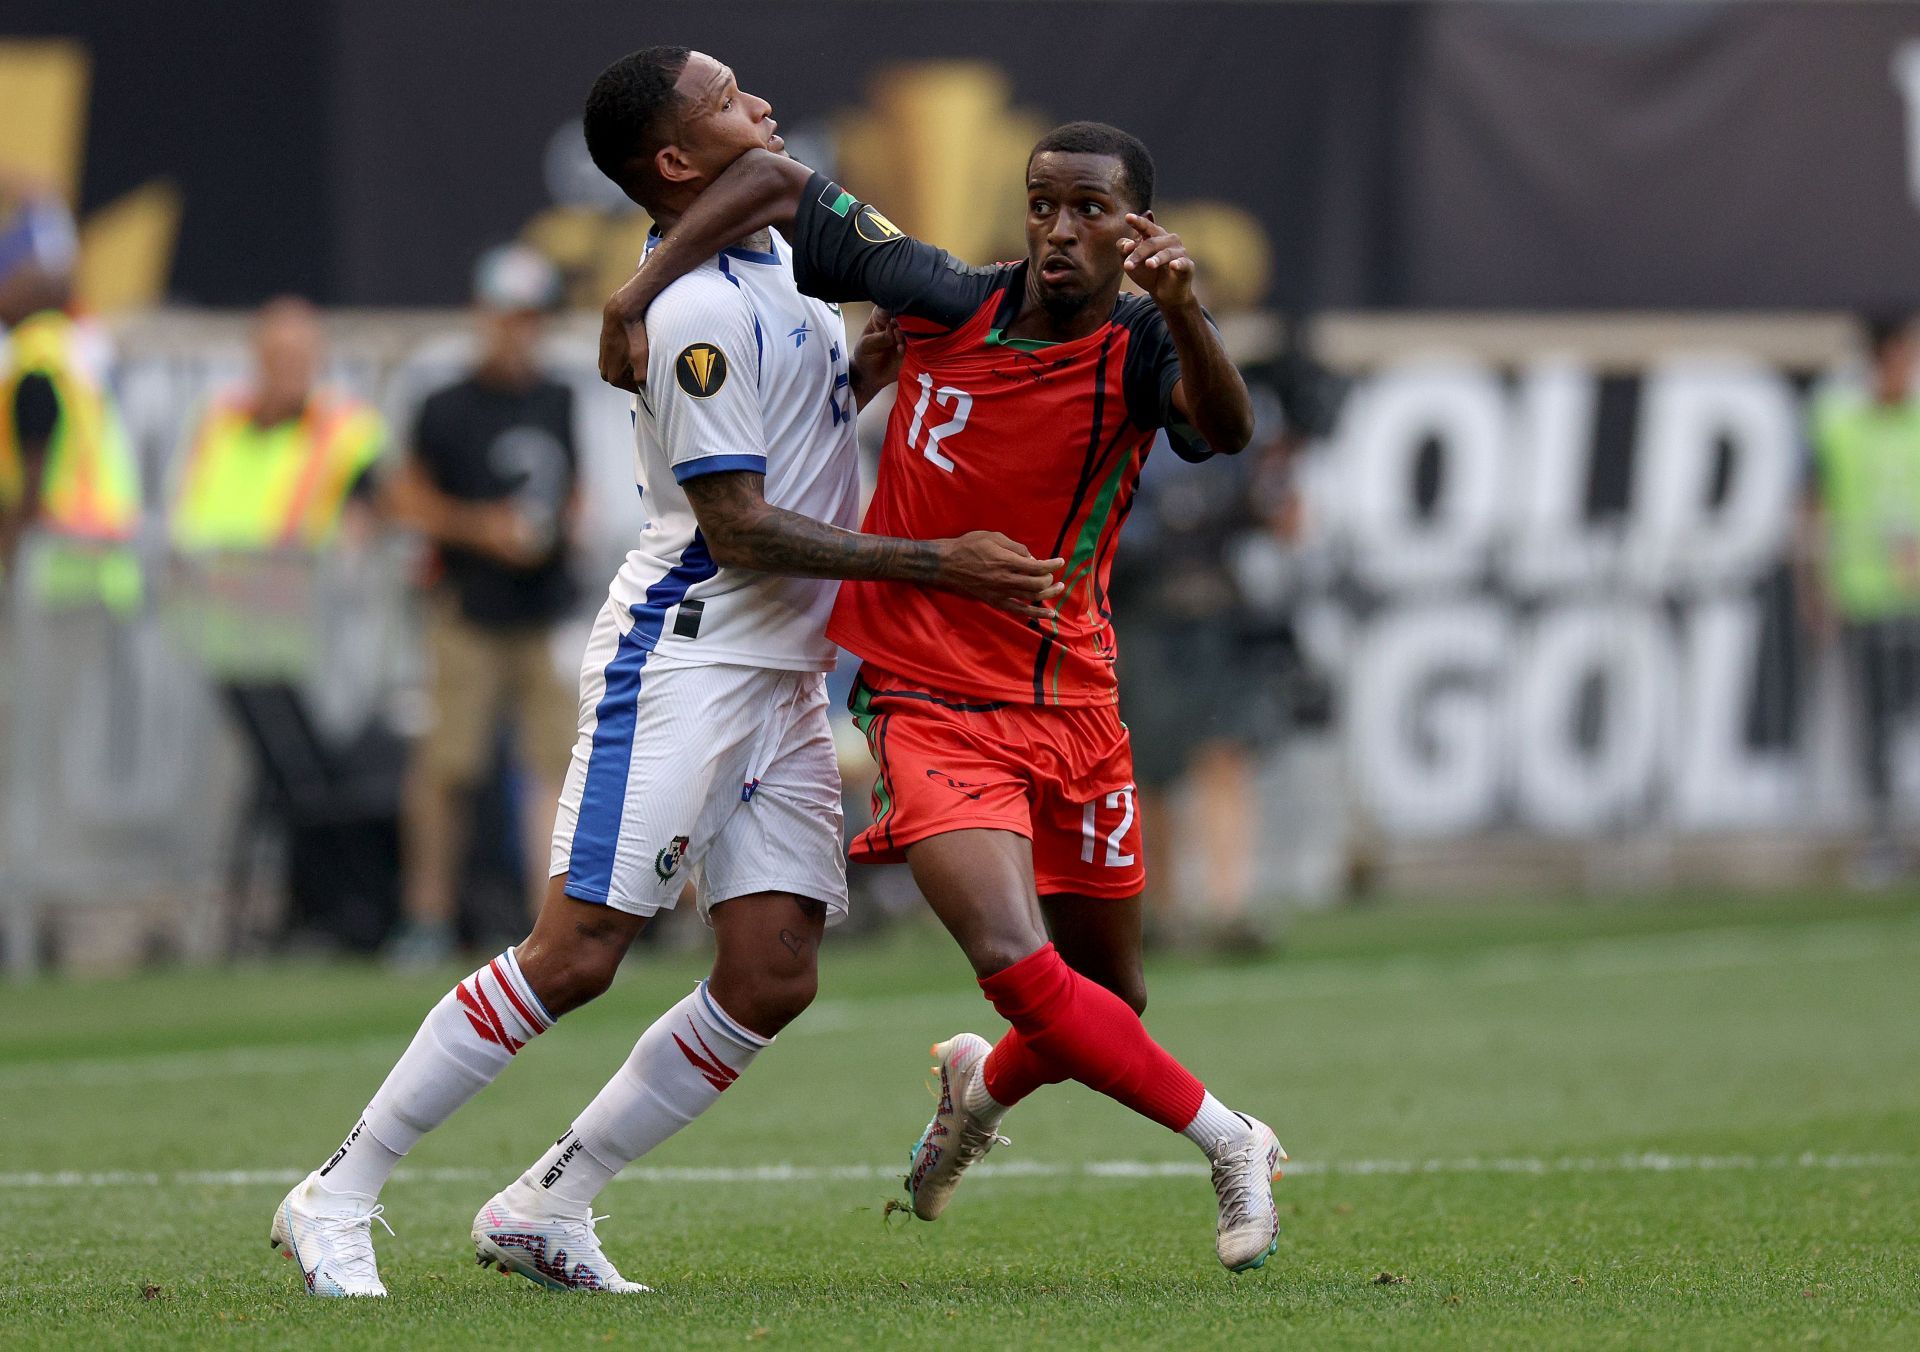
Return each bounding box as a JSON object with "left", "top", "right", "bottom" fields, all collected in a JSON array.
[
  {"left": 682, "top": 469, "right": 1064, "bottom": 617},
  {"left": 600, "top": 150, "right": 814, "bottom": 390},
  {"left": 1121, "top": 212, "right": 1255, "bottom": 454}
]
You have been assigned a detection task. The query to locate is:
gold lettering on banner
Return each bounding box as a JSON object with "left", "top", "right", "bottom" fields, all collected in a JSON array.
[
  {"left": 834, "top": 61, "right": 1047, "bottom": 265},
  {"left": 0, "top": 40, "right": 180, "bottom": 313}
]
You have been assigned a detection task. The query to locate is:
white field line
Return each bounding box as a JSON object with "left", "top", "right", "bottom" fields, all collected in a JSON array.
[
  {"left": 0, "top": 1151, "right": 1909, "bottom": 1191},
  {"left": 5, "top": 914, "right": 1917, "bottom": 1088}
]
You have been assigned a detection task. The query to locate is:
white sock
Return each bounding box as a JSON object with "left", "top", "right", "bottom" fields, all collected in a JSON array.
[
  {"left": 317, "top": 948, "right": 553, "bottom": 1199},
  {"left": 1181, "top": 1092, "right": 1250, "bottom": 1160},
  {"left": 512, "top": 981, "right": 769, "bottom": 1211},
  {"left": 959, "top": 1060, "right": 1008, "bottom": 1124}
]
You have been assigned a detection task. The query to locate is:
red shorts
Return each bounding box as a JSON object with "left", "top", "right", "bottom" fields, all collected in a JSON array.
[{"left": 847, "top": 666, "right": 1143, "bottom": 899}]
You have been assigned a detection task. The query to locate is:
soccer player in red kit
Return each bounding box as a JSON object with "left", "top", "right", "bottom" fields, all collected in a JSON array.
[{"left": 603, "top": 110, "right": 1285, "bottom": 1271}]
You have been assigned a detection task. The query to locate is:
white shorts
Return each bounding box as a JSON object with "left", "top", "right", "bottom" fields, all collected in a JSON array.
[{"left": 549, "top": 603, "right": 847, "bottom": 923}]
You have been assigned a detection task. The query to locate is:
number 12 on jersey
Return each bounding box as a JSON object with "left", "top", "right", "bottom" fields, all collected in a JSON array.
[
  {"left": 905, "top": 373, "right": 972, "bottom": 472},
  {"left": 1080, "top": 787, "right": 1137, "bottom": 868}
]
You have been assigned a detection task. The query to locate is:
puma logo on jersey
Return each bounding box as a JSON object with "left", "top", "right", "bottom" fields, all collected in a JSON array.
[{"left": 675, "top": 343, "right": 729, "bottom": 398}]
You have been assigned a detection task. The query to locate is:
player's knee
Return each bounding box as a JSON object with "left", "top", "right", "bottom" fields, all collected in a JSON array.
[
  {"left": 966, "top": 934, "right": 1046, "bottom": 982},
  {"left": 757, "top": 966, "right": 818, "bottom": 1033},
  {"left": 515, "top": 936, "right": 622, "bottom": 1015},
  {"left": 712, "top": 952, "right": 817, "bottom": 1036}
]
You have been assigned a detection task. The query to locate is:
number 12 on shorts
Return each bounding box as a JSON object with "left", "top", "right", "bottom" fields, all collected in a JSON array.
[{"left": 1080, "top": 786, "right": 1137, "bottom": 867}]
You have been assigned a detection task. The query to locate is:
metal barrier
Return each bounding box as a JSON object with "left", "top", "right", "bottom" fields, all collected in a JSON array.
[{"left": 0, "top": 529, "right": 413, "bottom": 977}]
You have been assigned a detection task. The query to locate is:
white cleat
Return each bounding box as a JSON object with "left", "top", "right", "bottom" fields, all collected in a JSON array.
[
  {"left": 268, "top": 1170, "right": 392, "bottom": 1297},
  {"left": 905, "top": 1033, "right": 1008, "bottom": 1221},
  {"left": 1208, "top": 1115, "right": 1286, "bottom": 1272},
  {"left": 472, "top": 1192, "right": 650, "bottom": 1293}
]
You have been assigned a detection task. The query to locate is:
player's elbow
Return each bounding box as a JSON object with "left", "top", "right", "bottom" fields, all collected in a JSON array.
[
  {"left": 701, "top": 522, "right": 758, "bottom": 571},
  {"left": 1208, "top": 408, "right": 1255, "bottom": 456},
  {"left": 736, "top": 148, "right": 808, "bottom": 222}
]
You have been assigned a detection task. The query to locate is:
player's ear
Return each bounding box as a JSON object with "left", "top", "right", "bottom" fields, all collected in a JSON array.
[{"left": 654, "top": 142, "right": 700, "bottom": 188}]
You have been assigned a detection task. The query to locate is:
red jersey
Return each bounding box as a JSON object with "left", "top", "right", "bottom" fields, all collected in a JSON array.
[{"left": 791, "top": 172, "right": 1214, "bottom": 707}]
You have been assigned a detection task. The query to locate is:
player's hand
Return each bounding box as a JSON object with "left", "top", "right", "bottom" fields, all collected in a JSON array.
[
  {"left": 935, "top": 531, "right": 1066, "bottom": 619},
  {"left": 851, "top": 307, "right": 906, "bottom": 405},
  {"left": 1119, "top": 213, "right": 1196, "bottom": 309},
  {"left": 469, "top": 502, "right": 547, "bottom": 568},
  {"left": 599, "top": 281, "right": 651, "bottom": 392}
]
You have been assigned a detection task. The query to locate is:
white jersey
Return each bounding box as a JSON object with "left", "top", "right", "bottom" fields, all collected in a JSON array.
[{"left": 605, "top": 234, "right": 860, "bottom": 671}]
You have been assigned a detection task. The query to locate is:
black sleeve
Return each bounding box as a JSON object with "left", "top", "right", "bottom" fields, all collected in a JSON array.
[
  {"left": 11, "top": 373, "right": 59, "bottom": 448},
  {"left": 789, "top": 171, "right": 1005, "bottom": 330},
  {"left": 1116, "top": 299, "right": 1213, "bottom": 463}
]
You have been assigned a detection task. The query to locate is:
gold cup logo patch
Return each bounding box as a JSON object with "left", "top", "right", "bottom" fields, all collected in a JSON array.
[
  {"left": 674, "top": 343, "right": 729, "bottom": 398},
  {"left": 854, "top": 204, "right": 906, "bottom": 245}
]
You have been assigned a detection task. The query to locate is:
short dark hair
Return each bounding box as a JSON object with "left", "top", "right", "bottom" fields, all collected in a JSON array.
[
  {"left": 1028, "top": 121, "right": 1155, "bottom": 211},
  {"left": 583, "top": 46, "right": 691, "bottom": 203},
  {"left": 1864, "top": 311, "right": 1916, "bottom": 358}
]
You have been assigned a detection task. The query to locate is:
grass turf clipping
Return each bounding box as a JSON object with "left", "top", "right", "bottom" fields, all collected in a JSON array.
[{"left": 2, "top": 890, "right": 1917, "bottom": 1349}]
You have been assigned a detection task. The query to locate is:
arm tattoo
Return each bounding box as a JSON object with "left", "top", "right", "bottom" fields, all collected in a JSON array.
[{"left": 683, "top": 471, "right": 942, "bottom": 583}]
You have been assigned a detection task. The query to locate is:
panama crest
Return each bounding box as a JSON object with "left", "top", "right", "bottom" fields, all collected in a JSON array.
[{"left": 654, "top": 834, "right": 691, "bottom": 880}]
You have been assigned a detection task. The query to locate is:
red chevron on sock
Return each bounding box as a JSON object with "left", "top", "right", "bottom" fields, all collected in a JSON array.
[
  {"left": 456, "top": 979, "right": 522, "bottom": 1052},
  {"left": 672, "top": 1022, "right": 738, "bottom": 1093}
]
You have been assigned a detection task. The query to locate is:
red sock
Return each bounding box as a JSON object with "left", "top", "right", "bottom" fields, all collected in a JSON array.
[
  {"left": 980, "top": 1027, "right": 1066, "bottom": 1108},
  {"left": 977, "top": 944, "right": 1204, "bottom": 1131}
]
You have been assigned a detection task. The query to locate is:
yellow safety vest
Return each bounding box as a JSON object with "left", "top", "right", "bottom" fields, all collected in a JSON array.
[
  {"left": 0, "top": 310, "right": 143, "bottom": 610},
  {"left": 169, "top": 392, "right": 384, "bottom": 552},
  {"left": 1811, "top": 388, "right": 1920, "bottom": 620}
]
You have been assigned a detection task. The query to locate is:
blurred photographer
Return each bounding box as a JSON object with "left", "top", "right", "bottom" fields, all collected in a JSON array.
[
  {"left": 383, "top": 245, "right": 581, "bottom": 963},
  {"left": 1110, "top": 320, "right": 1341, "bottom": 951}
]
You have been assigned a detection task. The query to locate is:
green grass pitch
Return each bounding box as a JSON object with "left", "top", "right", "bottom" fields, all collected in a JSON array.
[{"left": 3, "top": 889, "right": 1918, "bottom": 1349}]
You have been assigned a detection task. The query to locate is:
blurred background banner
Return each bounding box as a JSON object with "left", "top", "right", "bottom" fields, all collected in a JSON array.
[
  {"left": 12, "top": 2, "right": 1920, "bottom": 310},
  {"left": 0, "top": 314, "right": 1882, "bottom": 892}
]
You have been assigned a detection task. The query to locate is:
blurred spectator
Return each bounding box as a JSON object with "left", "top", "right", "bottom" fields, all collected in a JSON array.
[
  {"left": 382, "top": 245, "right": 579, "bottom": 965},
  {"left": 1801, "top": 313, "right": 1920, "bottom": 886},
  {"left": 0, "top": 178, "right": 78, "bottom": 320},
  {"left": 170, "top": 298, "right": 384, "bottom": 554},
  {"left": 1110, "top": 437, "right": 1268, "bottom": 953},
  {"left": 0, "top": 260, "right": 141, "bottom": 610},
  {"left": 167, "top": 297, "right": 389, "bottom": 945}
]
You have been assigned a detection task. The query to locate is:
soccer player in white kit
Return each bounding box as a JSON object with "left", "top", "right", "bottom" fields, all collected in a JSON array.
[{"left": 269, "top": 46, "right": 1061, "bottom": 1297}]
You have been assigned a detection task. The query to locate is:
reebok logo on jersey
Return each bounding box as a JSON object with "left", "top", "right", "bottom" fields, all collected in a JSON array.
[
  {"left": 674, "top": 343, "right": 728, "bottom": 398},
  {"left": 855, "top": 204, "right": 905, "bottom": 245}
]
